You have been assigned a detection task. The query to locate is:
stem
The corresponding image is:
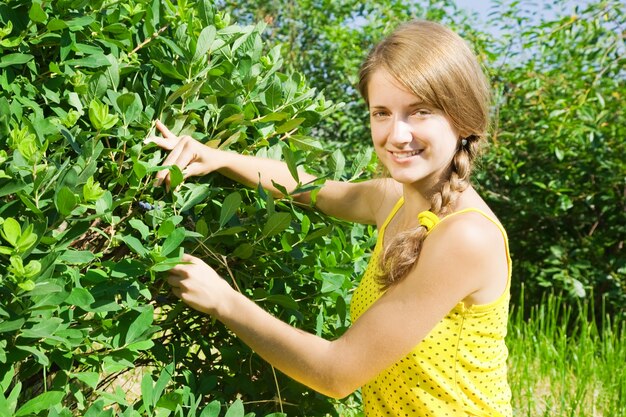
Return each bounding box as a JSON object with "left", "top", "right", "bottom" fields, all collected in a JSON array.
[
  {"left": 271, "top": 365, "right": 284, "bottom": 414},
  {"left": 130, "top": 25, "right": 170, "bottom": 55}
]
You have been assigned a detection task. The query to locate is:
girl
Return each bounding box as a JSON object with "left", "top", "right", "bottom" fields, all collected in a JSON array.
[{"left": 147, "top": 19, "right": 512, "bottom": 417}]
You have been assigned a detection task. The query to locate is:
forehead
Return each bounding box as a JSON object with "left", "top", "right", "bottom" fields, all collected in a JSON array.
[{"left": 367, "top": 69, "right": 423, "bottom": 108}]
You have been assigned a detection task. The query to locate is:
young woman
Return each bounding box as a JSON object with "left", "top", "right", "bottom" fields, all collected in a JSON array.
[{"left": 146, "top": 20, "right": 512, "bottom": 417}]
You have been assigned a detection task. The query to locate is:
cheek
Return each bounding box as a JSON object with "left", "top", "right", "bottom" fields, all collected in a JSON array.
[{"left": 370, "top": 125, "right": 384, "bottom": 146}]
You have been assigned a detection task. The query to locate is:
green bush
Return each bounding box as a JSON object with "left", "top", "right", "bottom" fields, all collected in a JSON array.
[
  {"left": 229, "top": 0, "right": 626, "bottom": 318},
  {"left": 2, "top": 0, "right": 624, "bottom": 415},
  {"left": 478, "top": 0, "right": 626, "bottom": 318},
  {"left": 0, "top": 1, "right": 373, "bottom": 415}
]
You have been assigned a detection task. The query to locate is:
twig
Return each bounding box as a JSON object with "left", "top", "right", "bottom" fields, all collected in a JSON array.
[
  {"left": 130, "top": 25, "right": 170, "bottom": 55},
  {"left": 270, "top": 365, "right": 284, "bottom": 414}
]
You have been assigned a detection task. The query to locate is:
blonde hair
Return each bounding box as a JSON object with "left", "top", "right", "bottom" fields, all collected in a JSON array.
[{"left": 358, "top": 20, "right": 491, "bottom": 289}]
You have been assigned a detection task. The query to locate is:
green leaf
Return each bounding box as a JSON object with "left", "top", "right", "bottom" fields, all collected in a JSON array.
[
  {"left": 125, "top": 307, "right": 154, "bottom": 344},
  {"left": 219, "top": 192, "right": 242, "bottom": 227},
  {"left": 156, "top": 390, "right": 183, "bottom": 411},
  {"left": 274, "top": 117, "right": 305, "bottom": 135},
  {"left": 65, "top": 287, "right": 96, "bottom": 309},
  {"left": 47, "top": 18, "right": 68, "bottom": 31},
  {"left": 180, "top": 184, "right": 211, "bottom": 212},
  {"left": 262, "top": 212, "right": 291, "bottom": 237},
  {"left": 161, "top": 228, "right": 185, "bottom": 256},
  {"left": 82, "top": 177, "right": 105, "bottom": 202},
  {"left": 0, "top": 181, "right": 28, "bottom": 198},
  {"left": 59, "top": 250, "right": 95, "bottom": 264},
  {"left": 17, "top": 280, "right": 35, "bottom": 292},
  {"left": 15, "top": 391, "right": 64, "bottom": 416},
  {"left": 282, "top": 146, "right": 299, "bottom": 183},
  {"left": 168, "top": 165, "right": 184, "bottom": 189},
  {"left": 264, "top": 294, "right": 298, "bottom": 310},
  {"left": 194, "top": 25, "right": 217, "bottom": 62},
  {"left": 153, "top": 362, "right": 174, "bottom": 409},
  {"left": 199, "top": 400, "right": 222, "bottom": 417},
  {"left": 121, "top": 235, "right": 148, "bottom": 256},
  {"left": 22, "top": 260, "right": 41, "bottom": 278},
  {"left": 1, "top": 217, "right": 20, "bottom": 247},
  {"left": 129, "top": 219, "right": 150, "bottom": 240},
  {"left": 28, "top": 2, "right": 48, "bottom": 23},
  {"left": 258, "top": 112, "right": 289, "bottom": 123},
  {"left": 0, "top": 53, "right": 34, "bottom": 68},
  {"left": 263, "top": 81, "right": 282, "bottom": 109},
  {"left": 0, "top": 318, "right": 25, "bottom": 333},
  {"left": 288, "top": 135, "right": 324, "bottom": 151},
  {"left": 351, "top": 147, "right": 374, "bottom": 179},
  {"left": 16, "top": 345, "right": 49, "bottom": 366},
  {"left": 65, "top": 54, "right": 111, "bottom": 68},
  {"left": 73, "top": 372, "right": 99, "bottom": 389},
  {"left": 233, "top": 243, "right": 253, "bottom": 259},
  {"left": 19, "top": 318, "right": 63, "bottom": 339},
  {"left": 117, "top": 93, "right": 142, "bottom": 124},
  {"left": 555, "top": 147, "right": 564, "bottom": 161},
  {"left": 89, "top": 99, "right": 118, "bottom": 131},
  {"left": 55, "top": 186, "right": 78, "bottom": 216},
  {"left": 224, "top": 399, "right": 244, "bottom": 417},
  {"left": 141, "top": 373, "right": 154, "bottom": 413},
  {"left": 330, "top": 149, "right": 345, "bottom": 180}
]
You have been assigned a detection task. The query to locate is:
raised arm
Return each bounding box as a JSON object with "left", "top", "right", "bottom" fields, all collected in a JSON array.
[{"left": 146, "top": 120, "right": 390, "bottom": 224}]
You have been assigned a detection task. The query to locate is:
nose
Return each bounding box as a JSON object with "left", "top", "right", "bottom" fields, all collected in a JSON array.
[{"left": 389, "top": 117, "right": 412, "bottom": 146}]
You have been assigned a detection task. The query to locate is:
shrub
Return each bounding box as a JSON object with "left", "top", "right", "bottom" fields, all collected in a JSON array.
[{"left": 0, "top": 1, "right": 373, "bottom": 415}]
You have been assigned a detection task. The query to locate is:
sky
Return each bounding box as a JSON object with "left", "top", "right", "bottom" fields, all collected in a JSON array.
[{"left": 453, "top": 0, "right": 593, "bottom": 32}]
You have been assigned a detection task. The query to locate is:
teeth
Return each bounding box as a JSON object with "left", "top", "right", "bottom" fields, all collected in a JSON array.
[{"left": 391, "top": 150, "right": 420, "bottom": 159}]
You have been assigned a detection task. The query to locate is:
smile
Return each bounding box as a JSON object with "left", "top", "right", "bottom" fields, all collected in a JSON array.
[{"left": 389, "top": 150, "right": 421, "bottom": 159}]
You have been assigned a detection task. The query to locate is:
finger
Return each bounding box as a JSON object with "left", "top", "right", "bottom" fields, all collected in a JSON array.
[
  {"left": 181, "top": 253, "right": 201, "bottom": 262},
  {"left": 155, "top": 140, "right": 188, "bottom": 186},
  {"left": 183, "top": 162, "right": 207, "bottom": 179},
  {"left": 167, "top": 274, "right": 184, "bottom": 286},
  {"left": 144, "top": 135, "right": 178, "bottom": 151},
  {"left": 170, "top": 150, "right": 195, "bottom": 179},
  {"left": 155, "top": 119, "right": 178, "bottom": 140},
  {"left": 171, "top": 287, "right": 182, "bottom": 299},
  {"left": 159, "top": 152, "right": 192, "bottom": 191}
]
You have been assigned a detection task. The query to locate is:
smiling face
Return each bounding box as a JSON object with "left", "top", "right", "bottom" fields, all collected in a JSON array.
[{"left": 367, "top": 69, "right": 460, "bottom": 190}]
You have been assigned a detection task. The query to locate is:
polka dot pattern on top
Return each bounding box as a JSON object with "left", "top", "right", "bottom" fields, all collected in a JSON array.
[{"left": 350, "top": 198, "right": 513, "bottom": 417}]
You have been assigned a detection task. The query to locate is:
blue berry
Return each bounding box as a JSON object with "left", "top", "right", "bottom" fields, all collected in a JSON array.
[{"left": 138, "top": 201, "right": 154, "bottom": 211}]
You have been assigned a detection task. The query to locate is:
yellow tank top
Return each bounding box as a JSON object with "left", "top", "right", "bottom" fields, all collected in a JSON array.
[{"left": 350, "top": 198, "right": 512, "bottom": 417}]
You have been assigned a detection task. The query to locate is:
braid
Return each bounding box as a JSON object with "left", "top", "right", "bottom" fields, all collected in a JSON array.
[{"left": 377, "top": 137, "right": 479, "bottom": 289}]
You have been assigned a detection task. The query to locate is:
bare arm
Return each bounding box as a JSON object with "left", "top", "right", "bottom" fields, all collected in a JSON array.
[
  {"left": 146, "top": 120, "right": 386, "bottom": 224},
  {"left": 168, "top": 213, "right": 508, "bottom": 398}
]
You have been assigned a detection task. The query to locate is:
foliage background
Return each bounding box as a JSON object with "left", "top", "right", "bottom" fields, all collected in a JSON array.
[{"left": 0, "top": 0, "right": 624, "bottom": 416}]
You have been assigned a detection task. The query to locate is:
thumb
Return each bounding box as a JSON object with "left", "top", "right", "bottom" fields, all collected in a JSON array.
[{"left": 183, "top": 162, "right": 209, "bottom": 178}]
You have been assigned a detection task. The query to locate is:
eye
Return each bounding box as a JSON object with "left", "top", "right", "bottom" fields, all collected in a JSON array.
[
  {"left": 411, "top": 108, "right": 431, "bottom": 117},
  {"left": 371, "top": 110, "right": 389, "bottom": 118}
]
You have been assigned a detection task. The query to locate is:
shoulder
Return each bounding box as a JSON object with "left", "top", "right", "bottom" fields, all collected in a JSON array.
[
  {"left": 437, "top": 210, "right": 503, "bottom": 246},
  {"left": 315, "top": 178, "right": 401, "bottom": 225},
  {"left": 417, "top": 210, "right": 508, "bottom": 304},
  {"left": 426, "top": 211, "right": 506, "bottom": 265},
  {"left": 369, "top": 179, "right": 403, "bottom": 226}
]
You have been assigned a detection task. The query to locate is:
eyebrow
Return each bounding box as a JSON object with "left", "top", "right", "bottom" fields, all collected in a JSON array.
[{"left": 369, "top": 101, "right": 425, "bottom": 109}]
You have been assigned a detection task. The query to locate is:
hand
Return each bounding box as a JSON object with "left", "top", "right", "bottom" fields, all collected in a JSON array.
[
  {"left": 144, "top": 120, "right": 220, "bottom": 189},
  {"left": 167, "top": 253, "right": 235, "bottom": 316}
]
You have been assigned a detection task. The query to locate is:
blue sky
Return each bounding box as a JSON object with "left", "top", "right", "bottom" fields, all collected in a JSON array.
[{"left": 453, "top": 0, "right": 592, "bottom": 31}]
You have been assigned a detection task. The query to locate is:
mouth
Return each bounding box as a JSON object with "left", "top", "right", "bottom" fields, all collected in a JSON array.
[{"left": 389, "top": 150, "right": 422, "bottom": 160}]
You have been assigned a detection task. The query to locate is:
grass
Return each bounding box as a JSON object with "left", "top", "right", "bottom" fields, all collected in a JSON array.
[
  {"left": 334, "top": 290, "right": 626, "bottom": 417},
  {"left": 508, "top": 290, "right": 626, "bottom": 417}
]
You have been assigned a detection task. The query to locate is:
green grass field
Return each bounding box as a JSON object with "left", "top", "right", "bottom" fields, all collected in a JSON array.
[
  {"left": 508, "top": 291, "right": 626, "bottom": 416},
  {"left": 335, "top": 291, "right": 626, "bottom": 417}
]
